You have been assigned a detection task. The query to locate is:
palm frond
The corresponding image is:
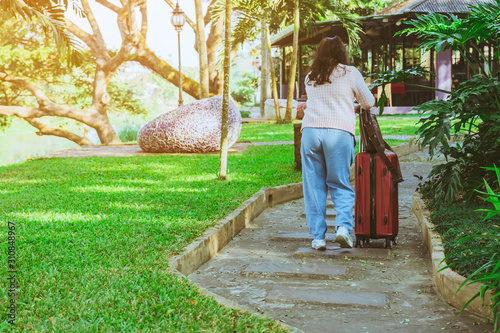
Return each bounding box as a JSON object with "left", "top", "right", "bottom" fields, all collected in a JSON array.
[
  {"left": 3, "top": 0, "right": 86, "bottom": 67},
  {"left": 232, "top": 15, "right": 260, "bottom": 46},
  {"left": 332, "top": 11, "right": 361, "bottom": 47},
  {"left": 466, "top": 0, "right": 500, "bottom": 42},
  {"left": 397, "top": 13, "right": 478, "bottom": 52}
]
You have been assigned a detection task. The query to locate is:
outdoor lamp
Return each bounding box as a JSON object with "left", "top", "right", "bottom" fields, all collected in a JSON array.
[
  {"left": 170, "top": 2, "right": 186, "bottom": 31},
  {"left": 171, "top": 2, "right": 186, "bottom": 106}
]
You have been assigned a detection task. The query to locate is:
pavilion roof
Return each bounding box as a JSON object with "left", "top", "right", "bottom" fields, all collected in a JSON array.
[
  {"left": 270, "top": 0, "right": 496, "bottom": 47},
  {"left": 376, "top": 0, "right": 496, "bottom": 15}
]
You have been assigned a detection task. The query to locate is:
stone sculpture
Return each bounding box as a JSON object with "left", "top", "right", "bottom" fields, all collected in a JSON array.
[{"left": 137, "top": 96, "right": 242, "bottom": 153}]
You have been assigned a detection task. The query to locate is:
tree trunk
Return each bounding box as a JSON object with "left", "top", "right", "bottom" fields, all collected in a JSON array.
[
  {"left": 93, "top": 112, "right": 121, "bottom": 144},
  {"left": 284, "top": 0, "right": 300, "bottom": 123},
  {"left": 207, "top": 16, "right": 223, "bottom": 95},
  {"left": 265, "top": 23, "right": 281, "bottom": 122},
  {"left": 0, "top": 72, "right": 120, "bottom": 145},
  {"left": 194, "top": 0, "right": 209, "bottom": 99},
  {"left": 219, "top": 0, "right": 231, "bottom": 180},
  {"left": 259, "top": 15, "right": 270, "bottom": 118}
]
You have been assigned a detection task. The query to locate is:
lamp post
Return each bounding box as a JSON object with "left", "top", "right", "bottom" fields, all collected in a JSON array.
[
  {"left": 171, "top": 2, "right": 186, "bottom": 106},
  {"left": 253, "top": 56, "right": 259, "bottom": 105}
]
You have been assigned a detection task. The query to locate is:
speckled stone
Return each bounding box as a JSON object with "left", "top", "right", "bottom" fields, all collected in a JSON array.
[{"left": 137, "top": 96, "right": 242, "bottom": 153}]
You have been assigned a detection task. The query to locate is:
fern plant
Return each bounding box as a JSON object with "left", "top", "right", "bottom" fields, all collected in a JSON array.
[{"left": 441, "top": 166, "right": 500, "bottom": 332}]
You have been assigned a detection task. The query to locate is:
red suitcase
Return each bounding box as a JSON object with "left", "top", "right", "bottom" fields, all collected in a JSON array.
[{"left": 354, "top": 152, "right": 399, "bottom": 248}]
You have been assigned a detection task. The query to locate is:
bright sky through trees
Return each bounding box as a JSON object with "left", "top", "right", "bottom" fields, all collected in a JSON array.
[{"left": 65, "top": 0, "right": 203, "bottom": 67}]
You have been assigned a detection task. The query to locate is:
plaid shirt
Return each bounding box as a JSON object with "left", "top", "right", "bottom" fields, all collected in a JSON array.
[{"left": 302, "top": 65, "right": 375, "bottom": 136}]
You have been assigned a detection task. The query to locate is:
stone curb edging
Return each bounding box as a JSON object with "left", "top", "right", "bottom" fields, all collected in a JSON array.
[
  {"left": 412, "top": 192, "right": 494, "bottom": 320},
  {"left": 168, "top": 182, "right": 305, "bottom": 332},
  {"left": 169, "top": 182, "right": 303, "bottom": 276}
]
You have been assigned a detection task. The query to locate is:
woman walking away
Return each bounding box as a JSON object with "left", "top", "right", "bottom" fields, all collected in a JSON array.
[{"left": 301, "top": 36, "right": 375, "bottom": 250}]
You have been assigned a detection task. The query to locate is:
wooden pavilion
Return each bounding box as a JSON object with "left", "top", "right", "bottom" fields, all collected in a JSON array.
[{"left": 271, "top": 0, "right": 498, "bottom": 113}]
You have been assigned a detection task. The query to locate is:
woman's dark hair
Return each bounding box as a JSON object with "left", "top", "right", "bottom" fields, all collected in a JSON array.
[{"left": 306, "top": 36, "right": 350, "bottom": 86}]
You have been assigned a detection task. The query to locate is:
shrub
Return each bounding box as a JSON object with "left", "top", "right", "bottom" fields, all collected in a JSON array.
[
  {"left": 240, "top": 110, "right": 251, "bottom": 118},
  {"left": 118, "top": 122, "right": 141, "bottom": 142},
  {"left": 397, "top": 1, "right": 500, "bottom": 204},
  {"left": 441, "top": 166, "right": 500, "bottom": 332}
]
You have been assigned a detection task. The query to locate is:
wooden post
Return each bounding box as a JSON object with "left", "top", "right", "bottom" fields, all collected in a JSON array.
[{"left": 293, "top": 123, "right": 302, "bottom": 171}]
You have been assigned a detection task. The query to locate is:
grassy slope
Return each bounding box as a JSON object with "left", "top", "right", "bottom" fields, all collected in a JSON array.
[{"left": 0, "top": 145, "right": 299, "bottom": 332}]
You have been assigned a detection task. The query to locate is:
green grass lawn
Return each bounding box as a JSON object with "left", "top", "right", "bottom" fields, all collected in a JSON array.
[
  {"left": 0, "top": 145, "right": 300, "bottom": 332},
  {"left": 239, "top": 117, "right": 421, "bottom": 142}
]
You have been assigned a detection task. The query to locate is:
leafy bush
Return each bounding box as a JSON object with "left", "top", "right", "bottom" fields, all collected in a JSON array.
[
  {"left": 0, "top": 115, "right": 11, "bottom": 131},
  {"left": 240, "top": 110, "right": 251, "bottom": 118},
  {"left": 231, "top": 72, "right": 257, "bottom": 106},
  {"left": 369, "top": 66, "right": 431, "bottom": 115},
  {"left": 415, "top": 75, "right": 500, "bottom": 203},
  {"left": 396, "top": 0, "right": 500, "bottom": 204},
  {"left": 118, "top": 122, "right": 141, "bottom": 142},
  {"left": 441, "top": 166, "right": 500, "bottom": 332}
]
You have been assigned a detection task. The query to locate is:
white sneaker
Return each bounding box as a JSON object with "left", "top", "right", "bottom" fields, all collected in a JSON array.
[
  {"left": 336, "top": 226, "right": 353, "bottom": 248},
  {"left": 311, "top": 239, "right": 326, "bottom": 250}
]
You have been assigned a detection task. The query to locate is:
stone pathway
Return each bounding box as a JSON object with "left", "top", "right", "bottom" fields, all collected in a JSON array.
[{"left": 188, "top": 150, "right": 495, "bottom": 333}]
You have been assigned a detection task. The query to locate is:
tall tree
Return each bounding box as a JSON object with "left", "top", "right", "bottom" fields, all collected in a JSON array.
[
  {"left": 259, "top": 14, "right": 271, "bottom": 118},
  {"left": 266, "top": 23, "right": 282, "bottom": 121},
  {"left": 194, "top": 0, "right": 209, "bottom": 98},
  {"left": 284, "top": 0, "right": 299, "bottom": 123},
  {"left": 0, "top": 0, "right": 156, "bottom": 144},
  {"left": 219, "top": 0, "right": 232, "bottom": 180}
]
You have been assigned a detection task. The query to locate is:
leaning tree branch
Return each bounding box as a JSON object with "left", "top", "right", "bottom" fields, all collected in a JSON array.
[
  {"left": 80, "top": 0, "right": 107, "bottom": 48},
  {"left": 25, "top": 118, "right": 93, "bottom": 146},
  {"left": 127, "top": 0, "right": 138, "bottom": 35},
  {"left": 133, "top": 42, "right": 201, "bottom": 99},
  {"left": 204, "top": 0, "right": 219, "bottom": 26},
  {"left": 95, "top": 0, "right": 121, "bottom": 13},
  {"left": 104, "top": 5, "right": 133, "bottom": 73},
  {"left": 65, "top": 18, "right": 100, "bottom": 52},
  {"left": 0, "top": 72, "right": 101, "bottom": 127},
  {"left": 139, "top": 0, "right": 148, "bottom": 38},
  {"left": 0, "top": 105, "right": 46, "bottom": 118}
]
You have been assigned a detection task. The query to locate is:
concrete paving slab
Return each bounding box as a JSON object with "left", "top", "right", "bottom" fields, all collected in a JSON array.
[
  {"left": 243, "top": 262, "right": 346, "bottom": 279},
  {"left": 301, "top": 209, "right": 336, "bottom": 218},
  {"left": 267, "top": 286, "right": 387, "bottom": 307},
  {"left": 272, "top": 232, "right": 336, "bottom": 242},
  {"left": 294, "top": 246, "right": 392, "bottom": 259}
]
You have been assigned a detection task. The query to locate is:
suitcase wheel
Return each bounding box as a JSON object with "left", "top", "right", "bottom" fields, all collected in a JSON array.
[
  {"left": 385, "top": 238, "right": 393, "bottom": 249},
  {"left": 355, "top": 237, "right": 364, "bottom": 248}
]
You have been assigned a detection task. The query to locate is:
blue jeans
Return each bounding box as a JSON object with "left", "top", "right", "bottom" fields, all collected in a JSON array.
[{"left": 301, "top": 128, "right": 355, "bottom": 240}]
